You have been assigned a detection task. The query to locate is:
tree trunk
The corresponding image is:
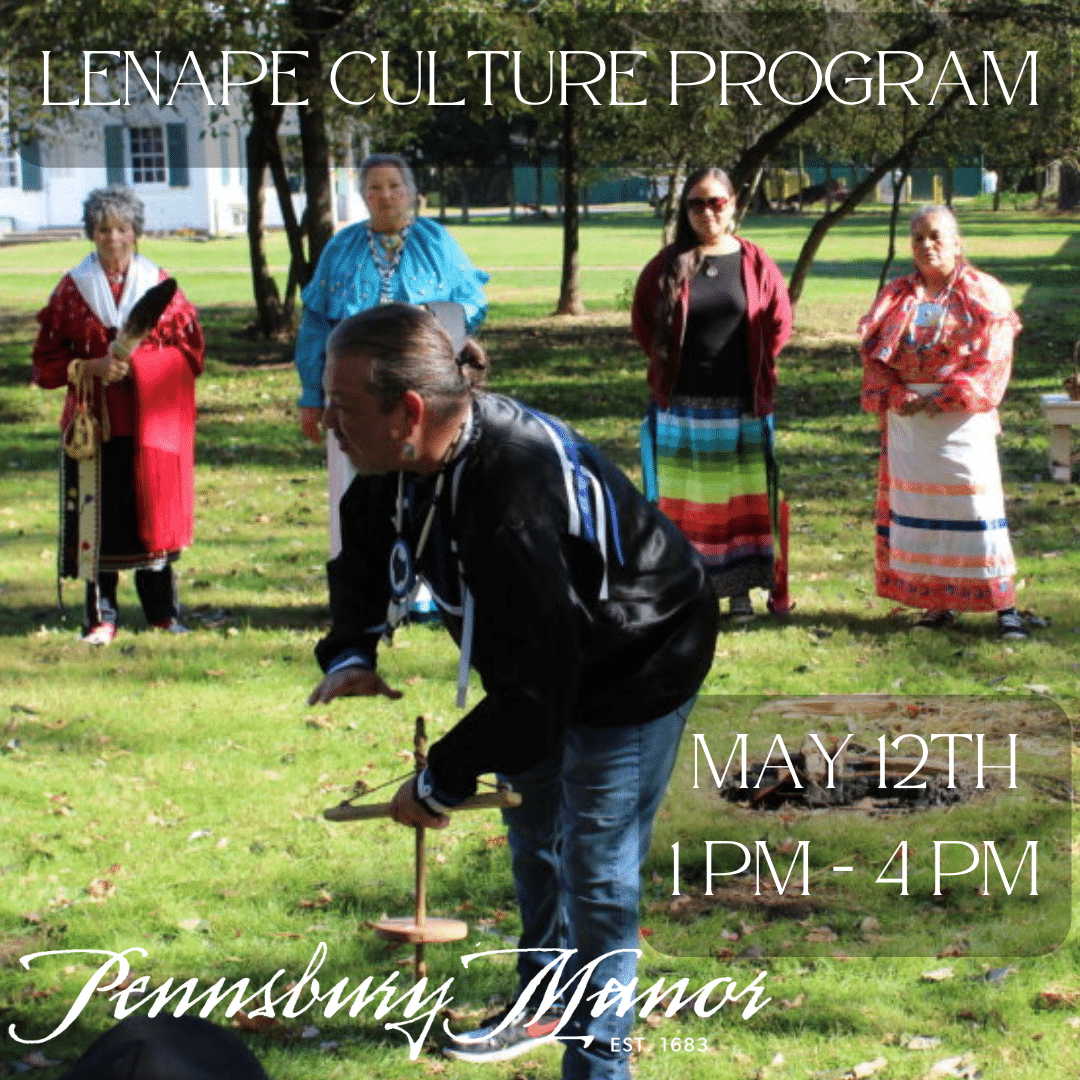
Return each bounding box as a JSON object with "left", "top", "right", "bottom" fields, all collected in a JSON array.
[
  {"left": 555, "top": 95, "right": 584, "bottom": 315},
  {"left": 663, "top": 165, "right": 682, "bottom": 242},
  {"left": 788, "top": 85, "right": 964, "bottom": 308},
  {"left": 735, "top": 163, "right": 764, "bottom": 232},
  {"left": 878, "top": 158, "right": 912, "bottom": 294},
  {"left": 295, "top": 37, "right": 334, "bottom": 281},
  {"left": 1058, "top": 162, "right": 1080, "bottom": 210},
  {"left": 245, "top": 94, "right": 286, "bottom": 339},
  {"left": 506, "top": 129, "right": 516, "bottom": 222},
  {"left": 253, "top": 82, "right": 307, "bottom": 302},
  {"left": 728, "top": 19, "right": 940, "bottom": 197}
]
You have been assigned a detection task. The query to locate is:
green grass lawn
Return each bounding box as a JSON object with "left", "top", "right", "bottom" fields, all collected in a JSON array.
[{"left": 0, "top": 206, "right": 1078, "bottom": 1079}]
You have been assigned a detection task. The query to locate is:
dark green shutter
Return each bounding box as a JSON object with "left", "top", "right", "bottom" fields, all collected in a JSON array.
[
  {"left": 21, "top": 137, "right": 42, "bottom": 191},
  {"left": 166, "top": 123, "right": 188, "bottom": 187},
  {"left": 104, "top": 125, "right": 124, "bottom": 185}
]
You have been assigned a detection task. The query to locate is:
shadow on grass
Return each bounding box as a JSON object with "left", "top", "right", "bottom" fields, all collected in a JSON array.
[{"left": 0, "top": 601, "right": 335, "bottom": 637}]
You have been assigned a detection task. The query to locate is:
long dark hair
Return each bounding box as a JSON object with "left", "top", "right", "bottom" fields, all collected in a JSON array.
[{"left": 653, "top": 167, "right": 736, "bottom": 358}]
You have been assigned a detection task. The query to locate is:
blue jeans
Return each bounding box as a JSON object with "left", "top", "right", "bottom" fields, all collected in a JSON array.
[{"left": 500, "top": 698, "right": 694, "bottom": 1080}]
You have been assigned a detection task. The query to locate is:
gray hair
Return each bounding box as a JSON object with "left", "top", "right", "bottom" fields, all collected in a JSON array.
[
  {"left": 359, "top": 153, "right": 418, "bottom": 209},
  {"left": 910, "top": 203, "right": 960, "bottom": 238},
  {"left": 327, "top": 303, "right": 487, "bottom": 421},
  {"left": 83, "top": 186, "right": 145, "bottom": 239}
]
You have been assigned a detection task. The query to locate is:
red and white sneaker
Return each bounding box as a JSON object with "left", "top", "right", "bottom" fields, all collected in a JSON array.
[
  {"left": 80, "top": 624, "right": 116, "bottom": 646},
  {"left": 443, "top": 1007, "right": 564, "bottom": 1063}
]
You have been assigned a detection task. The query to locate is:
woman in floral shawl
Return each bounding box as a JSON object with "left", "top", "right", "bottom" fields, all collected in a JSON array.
[{"left": 859, "top": 205, "right": 1026, "bottom": 640}]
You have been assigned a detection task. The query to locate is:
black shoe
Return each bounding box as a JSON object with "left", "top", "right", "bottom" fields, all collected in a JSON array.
[
  {"left": 914, "top": 609, "right": 957, "bottom": 630},
  {"left": 997, "top": 609, "right": 1029, "bottom": 641},
  {"left": 443, "top": 1008, "right": 563, "bottom": 1063},
  {"left": 727, "top": 594, "right": 755, "bottom": 623}
]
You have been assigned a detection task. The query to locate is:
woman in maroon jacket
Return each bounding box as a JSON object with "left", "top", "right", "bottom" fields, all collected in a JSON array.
[{"left": 633, "top": 166, "right": 793, "bottom": 618}]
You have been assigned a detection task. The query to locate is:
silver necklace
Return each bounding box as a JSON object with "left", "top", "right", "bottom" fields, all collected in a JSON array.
[
  {"left": 368, "top": 222, "right": 411, "bottom": 304},
  {"left": 387, "top": 415, "right": 468, "bottom": 628}
]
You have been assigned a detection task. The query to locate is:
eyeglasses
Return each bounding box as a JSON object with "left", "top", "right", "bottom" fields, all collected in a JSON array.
[{"left": 685, "top": 196, "right": 729, "bottom": 214}]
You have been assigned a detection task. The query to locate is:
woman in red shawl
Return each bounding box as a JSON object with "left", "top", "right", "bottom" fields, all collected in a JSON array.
[{"left": 32, "top": 186, "right": 205, "bottom": 645}]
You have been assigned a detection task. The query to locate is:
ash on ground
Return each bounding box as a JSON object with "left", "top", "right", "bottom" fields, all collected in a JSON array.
[{"left": 722, "top": 736, "right": 974, "bottom": 811}]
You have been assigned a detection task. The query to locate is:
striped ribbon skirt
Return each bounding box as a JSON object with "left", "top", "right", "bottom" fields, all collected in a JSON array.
[
  {"left": 876, "top": 404, "right": 1016, "bottom": 612},
  {"left": 642, "top": 397, "right": 788, "bottom": 609}
]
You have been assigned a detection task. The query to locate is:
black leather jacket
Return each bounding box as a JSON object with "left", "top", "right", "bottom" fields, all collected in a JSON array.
[{"left": 316, "top": 393, "right": 718, "bottom": 803}]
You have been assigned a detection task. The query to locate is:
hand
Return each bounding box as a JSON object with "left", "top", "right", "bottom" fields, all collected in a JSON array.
[
  {"left": 898, "top": 392, "right": 943, "bottom": 417},
  {"left": 388, "top": 779, "right": 449, "bottom": 829},
  {"left": 85, "top": 347, "right": 130, "bottom": 385},
  {"left": 307, "top": 666, "right": 403, "bottom": 705},
  {"left": 300, "top": 406, "right": 324, "bottom": 443}
]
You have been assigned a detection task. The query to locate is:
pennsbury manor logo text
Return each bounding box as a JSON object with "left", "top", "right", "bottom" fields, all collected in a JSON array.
[{"left": 9, "top": 943, "right": 771, "bottom": 1059}]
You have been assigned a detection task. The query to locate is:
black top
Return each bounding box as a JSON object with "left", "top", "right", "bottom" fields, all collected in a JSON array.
[
  {"left": 675, "top": 250, "right": 751, "bottom": 399},
  {"left": 317, "top": 393, "right": 719, "bottom": 803}
]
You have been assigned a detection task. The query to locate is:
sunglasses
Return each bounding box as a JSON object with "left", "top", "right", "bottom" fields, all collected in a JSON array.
[{"left": 685, "top": 196, "right": 729, "bottom": 214}]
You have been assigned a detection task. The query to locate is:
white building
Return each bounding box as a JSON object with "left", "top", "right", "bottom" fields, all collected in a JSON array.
[{"left": 1, "top": 94, "right": 366, "bottom": 235}]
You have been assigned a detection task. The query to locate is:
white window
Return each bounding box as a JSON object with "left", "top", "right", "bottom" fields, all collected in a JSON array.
[
  {"left": 129, "top": 127, "right": 166, "bottom": 184},
  {"left": 220, "top": 132, "right": 231, "bottom": 186},
  {"left": 0, "top": 153, "right": 17, "bottom": 188}
]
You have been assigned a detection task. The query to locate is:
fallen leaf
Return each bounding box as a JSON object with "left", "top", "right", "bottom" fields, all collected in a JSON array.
[
  {"left": 87, "top": 878, "right": 114, "bottom": 902},
  {"left": 921, "top": 967, "right": 955, "bottom": 982},
  {"left": 937, "top": 943, "right": 967, "bottom": 958},
  {"left": 232, "top": 1011, "right": 280, "bottom": 1033},
  {"left": 926, "top": 1051, "right": 978, "bottom": 1078},
  {"left": 852, "top": 1057, "right": 887, "bottom": 1078},
  {"left": 204, "top": 669, "right": 227, "bottom": 678},
  {"left": 902, "top": 1035, "right": 942, "bottom": 1050},
  {"left": 1039, "top": 985, "right": 1080, "bottom": 1008},
  {"left": 23, "top": 1051, "right": 62, "bottom": 1069}
]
